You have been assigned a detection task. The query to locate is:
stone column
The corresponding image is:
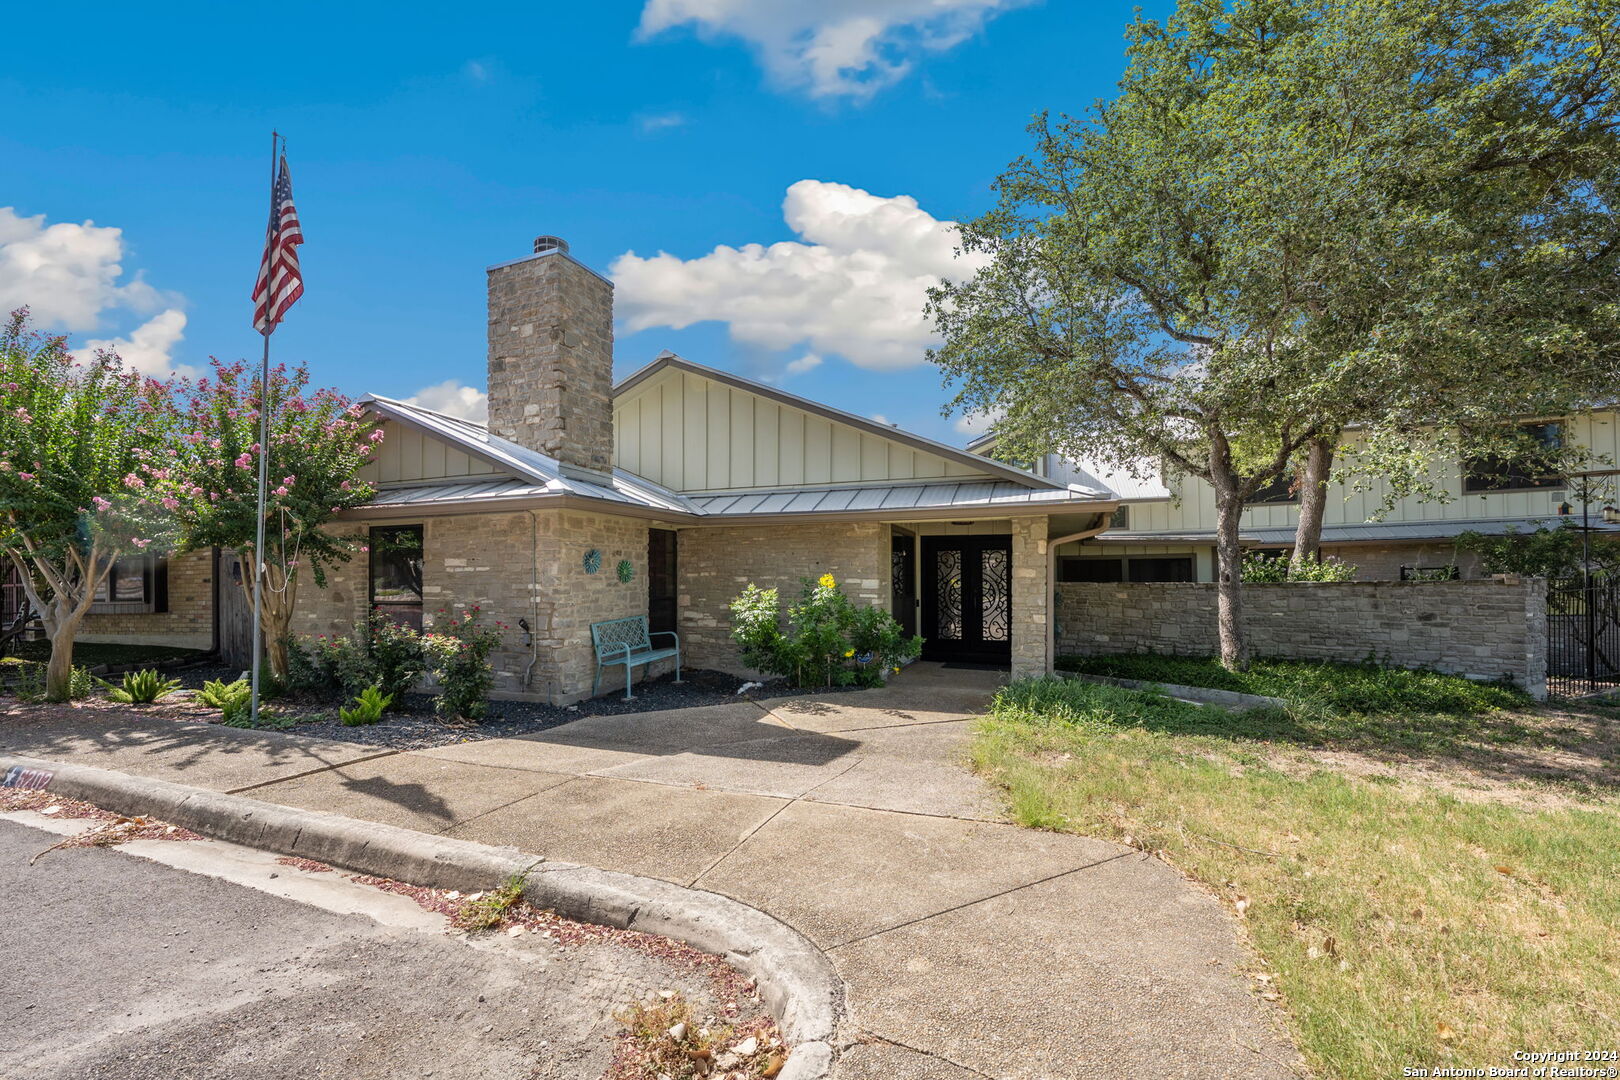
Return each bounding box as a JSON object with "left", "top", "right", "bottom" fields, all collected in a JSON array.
[{"left": 1010, "top": 517, "right": 1050, "bottom": 680}]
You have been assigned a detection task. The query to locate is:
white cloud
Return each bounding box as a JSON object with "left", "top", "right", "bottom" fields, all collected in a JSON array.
[
  {"left": 0, "top": 206, "right": 191, "bottom": 376},
  {"left": 405, "top": 379, "right": 489, "bottom": 422},
  {"left": 611, "top": 180, "right": 985, "bottom": 374},
  {"left": 0, "top": 207, "right": 164, "bottom": 330},
  {"left": 784, "top": 352, "right": 823, "bottom": 376},
  {"left": 84, "top": 309, "right": 193, "bottom": 379},
  {"left": 871, "top": 413, "right": 893, "bottom": 426},
  {"left": 637, "top": 111, "right": 689, "bottom": 133},
  {"left": 954, "top": 408, "right": 1002, "bottom": 437},
  {"left": 637, "top": 0, "right": 1029, "bottom": 99}
]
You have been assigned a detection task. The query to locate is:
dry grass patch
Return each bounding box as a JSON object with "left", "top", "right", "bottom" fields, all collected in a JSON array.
[{"left": 973, "top": 677, "right": 1620, "bottom": 1080}]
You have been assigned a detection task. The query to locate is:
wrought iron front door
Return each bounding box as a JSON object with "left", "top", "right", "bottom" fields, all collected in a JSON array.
[{"left": 920, "top": 536, "right": 1013, "bottom": 665}]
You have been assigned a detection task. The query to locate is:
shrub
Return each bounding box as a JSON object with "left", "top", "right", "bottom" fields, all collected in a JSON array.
[
  {"left": 339, "top": 684, "right": 392, "bottom": 726},
  {"left": 1241, "top": 551, "right": 1357, "bottom": 582},
  {"left": 283, "top": 610, "right": 425, "bottom": 707},
  {"left": 197, "top": 677, "right": 253, "bottom": 722},
  {"left": 423, "top": 607, "right": 503, "bottom": 722},
  {"left": 101, "top": 669, "right": 182, "bottom": 704},
  {"left": 729, "top": 574, "right": 921, "bottom": 688}
]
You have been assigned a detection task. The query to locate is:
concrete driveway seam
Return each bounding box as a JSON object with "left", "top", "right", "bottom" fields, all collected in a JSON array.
[{"left": 0, "top": 753, "right": 847, "bottom": 1080}]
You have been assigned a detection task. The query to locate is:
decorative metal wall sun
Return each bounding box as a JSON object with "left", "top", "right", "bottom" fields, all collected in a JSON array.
[
  {"left": 615, "top": 558, "right": 634, "bottom": 583},
  {"left": 583, "top": 549, "right": 602, "bottom": 574}
]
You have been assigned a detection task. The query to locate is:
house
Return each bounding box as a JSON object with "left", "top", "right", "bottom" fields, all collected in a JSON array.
[
  {"left": 70, "top": 234, "right": 1114, "bottom": 701},
  {"left": 971, "top": 418, "right": 1620, "bottom": 585}
]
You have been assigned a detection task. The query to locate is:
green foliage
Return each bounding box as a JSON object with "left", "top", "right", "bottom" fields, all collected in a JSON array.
[
  {"left": 423, "top": 607, "right": 504, "bottom": 722},
  {"left": 729, "top": 574, "right": 922, "bottom": 688},
  {"left": 339, "top": 684, "right": 393, "bottom": 726},
  {"left": 1241, "top": 551, "right": 1357, "bottom": 583},
  {"left": 100, "top": 668, "right": 182, "bottom": 705},
  {"left": 1455, "top": 523, "right": 1620, "bottom": 580},
  {"left": 284, "top": 610, "right": 425, "bottom": 706},
  {"left": 1055, "top": 654, "right": 1529, "bottom": 719},
  {"left": 196, "top": 677, "right": 253, "bottom": 721},
  {"left": 3, "top": 661, "right": 89, "bottom": 702},
  {"left": 450, "top": 872, "right": 526, "bottom": 933}
]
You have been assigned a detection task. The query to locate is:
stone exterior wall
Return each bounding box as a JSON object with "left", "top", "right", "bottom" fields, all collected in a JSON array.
[
  {"left": 78, "top": 549, "right": 215, "bottom": 651},
  {"left": 1055, "top": 578, "right": 1547, "bottom": 698},
  {"left": 1323, "top": 543, "right": 1485, "bottom": 582},
  {"left": 1010, "top": 517, "right": 1049, "bottom": 679},
  {"left": 676, "top": 522, "right": 890, "bottom": 676},
  {"left": 290, "top": 509, "right": 653, "bottom": 704},
  {"left": 486, "top": 248, "right": 616, "bottom": 482}
]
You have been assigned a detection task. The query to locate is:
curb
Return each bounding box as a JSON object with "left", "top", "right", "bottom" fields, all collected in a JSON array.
[
  {"left": 1, "top": 755, "right": 843, "bottom": 1079},
  {"left": 1058, "top": 671, "right": 1288, "bottom": 711}
]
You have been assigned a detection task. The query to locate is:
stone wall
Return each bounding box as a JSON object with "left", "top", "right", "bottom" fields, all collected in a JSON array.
[
  {"left": 290, "top": 509, "right": 653, "bottom": 704},
  {"left": 1010, "top": 517, "right": 1049, "bottom": 679},
  {"left": 676, "top": 522, "right": 890, "bottom": 675},
  {"left": 1055, "top": 578, "right": 1547, "bottom": 698},
  {"left": 1322, "top": 543, "right": 1485, "bottom": 582},
  {"left": 486, "top": 248, "right": 616, "bottom": 482},
  {"left": 79, "top": 549, "right": 215, "bottom": 651}
]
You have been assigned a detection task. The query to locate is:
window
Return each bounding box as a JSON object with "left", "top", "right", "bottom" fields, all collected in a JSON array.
[
  {"left": 1463, "top": 423, "right": 1564, "bottom": 493},
  {"left": 648, "top": 529, "right": 678, "bottom": 636},
  {"left": 1058, "top": 555, "right": 1194, "bottom": 583},
  {"left": 369, "top": 525, "right": 424, "bottom": 629},
  {"left": 90, "top": 555, "right": 168, "bottom": 613},
  {"left": 1109, "top": 505, "right": 1130, "bottom": 529},
  {"left": 1401, "top": 565, "right": 1460, "bottom": 582},
  {"left": 1246, "top": 473, "right": 1298, "bottom": 505}
]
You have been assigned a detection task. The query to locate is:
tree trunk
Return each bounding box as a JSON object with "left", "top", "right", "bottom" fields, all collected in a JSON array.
[
  {"left": 1211, "top": 475, "right": 1249, "bottom": 672},
  {"left": 235, "top": 553, "right": 299, "bottom": 680},
  {"left": 44, "top": 617, "right": 80, "bottom": 702},
  {"left": 1290, "top": 435, "right": 1335, "bottom": 575}
]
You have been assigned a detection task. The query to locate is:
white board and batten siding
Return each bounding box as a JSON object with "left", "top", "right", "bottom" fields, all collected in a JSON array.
[
  {"left": 614, "top": 368, "right": 991, "bottom": 494},
  {"left": 1123, "top": 409, "right": 1620, "bottom": 536},
  {"left": 358, "top": 420, "right": 502, "bottom": 486}
]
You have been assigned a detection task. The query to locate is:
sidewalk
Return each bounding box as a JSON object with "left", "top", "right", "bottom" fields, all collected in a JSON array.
[{"left": 0, "top": 664, "right": 1299, "bottom": 1079}]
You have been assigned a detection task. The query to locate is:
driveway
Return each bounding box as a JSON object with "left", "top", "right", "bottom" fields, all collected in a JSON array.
[{"left": 0, "top": 663, "right": 1298, "bottom": 1079}]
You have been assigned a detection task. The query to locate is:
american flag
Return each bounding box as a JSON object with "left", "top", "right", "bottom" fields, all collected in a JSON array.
[{"left": 251, "top": 153, "right": 304, "bottom": 334}]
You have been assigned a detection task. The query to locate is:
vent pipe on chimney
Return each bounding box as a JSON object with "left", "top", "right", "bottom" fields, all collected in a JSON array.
[{"left": 533, "top": 235, "right": 569, "bottom": 256}]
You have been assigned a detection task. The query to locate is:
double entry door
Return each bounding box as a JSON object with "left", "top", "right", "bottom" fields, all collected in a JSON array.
[{"left": 920, "top": 536, "right": 1013, "bottom": 666}]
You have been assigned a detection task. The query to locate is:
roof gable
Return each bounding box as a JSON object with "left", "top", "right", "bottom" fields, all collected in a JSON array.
[{"left": 612, "top": 354, "right": 1063, "bottom": 494}]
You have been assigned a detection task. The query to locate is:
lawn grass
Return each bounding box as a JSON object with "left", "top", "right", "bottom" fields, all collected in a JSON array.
[
  {"left": 1, "top": 641, "right": 207, "bottom": 670},
  {"left": 973, "top": 676, "right": 1620, "bottom": 1080},
  {"left": 1057, "top": 652, "right": 1529, "bottom": 717}
]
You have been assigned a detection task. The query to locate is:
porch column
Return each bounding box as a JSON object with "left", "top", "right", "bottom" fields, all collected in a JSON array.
[{"left": 1010, "top": 517, "right": 1050, "bottom": 680}]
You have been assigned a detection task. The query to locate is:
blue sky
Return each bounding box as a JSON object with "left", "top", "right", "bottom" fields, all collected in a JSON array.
[{"left": 0, "top": 0, "right": 1167, "bottom": 445}]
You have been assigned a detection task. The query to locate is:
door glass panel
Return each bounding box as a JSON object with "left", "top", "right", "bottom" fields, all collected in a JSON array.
[
  {"left": 936, "top": 549, "right": 963, "bottom": 640},
  {"left": 981, "top": 548, "right": 1010, "bottom": 641}
]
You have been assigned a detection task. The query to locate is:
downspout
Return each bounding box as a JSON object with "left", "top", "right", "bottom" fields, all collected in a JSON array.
[
  {"left": 1045, "top": 512, "right": 1115, "bottom": 675},
  {"left": 523, "top": 510, "right": 540, "bottom": 692}
]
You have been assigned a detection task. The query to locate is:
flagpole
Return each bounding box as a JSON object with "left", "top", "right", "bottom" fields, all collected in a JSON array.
[{"left": 248, "top": 130, "right": 279, "bottom": 726}]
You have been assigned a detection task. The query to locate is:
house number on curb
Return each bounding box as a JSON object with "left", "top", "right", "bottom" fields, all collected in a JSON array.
[
  {"left": 583, "top": 549, "right": 602, "bottom": 574},
  {"left": 616, "top": 559, "right": 634, "bottom": 583}
]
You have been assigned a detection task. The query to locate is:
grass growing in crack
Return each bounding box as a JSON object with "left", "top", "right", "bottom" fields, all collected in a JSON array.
[
  {"left": 607, "top": 992, "right": 784, "bottom": 1080},
  {"left": 974, "top": 676, "right": 1620, "bottom": 1080},
  {"left": 449, "top": 872, "right": 526, "bottom": 933}
]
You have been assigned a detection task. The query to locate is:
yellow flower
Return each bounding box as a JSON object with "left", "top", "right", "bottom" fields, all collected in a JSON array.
[
  {"left": 843, "top": 649, "right": 855, "bottom": 658},
  {"left": 817, "top": 573, "right": 837, "bottom": 588}
]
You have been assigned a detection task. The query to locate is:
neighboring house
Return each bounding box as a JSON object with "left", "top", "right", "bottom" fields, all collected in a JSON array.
[
  {"left": 73, "top": 235, "right": 1116, "bottom": 699},
  {"left": 971, "top": 418, "right": 1620, "bottom": 584}
]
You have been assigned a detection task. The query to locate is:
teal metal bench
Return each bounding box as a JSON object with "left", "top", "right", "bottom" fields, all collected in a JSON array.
[{"left": 591, "top": 615, "right": 681, "bottom": 700}]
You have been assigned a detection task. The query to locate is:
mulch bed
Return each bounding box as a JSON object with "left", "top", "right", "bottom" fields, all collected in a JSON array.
[{"left": 0, "top": 666, "right": 863, "bottom": 752}]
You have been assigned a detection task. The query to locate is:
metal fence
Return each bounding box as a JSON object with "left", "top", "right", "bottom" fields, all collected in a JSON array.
[{"left": 1546, "top": 575, "right": 1620, "bottom": 698}]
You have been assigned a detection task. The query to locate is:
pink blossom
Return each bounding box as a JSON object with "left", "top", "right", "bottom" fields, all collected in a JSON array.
[
  {"left": 273, "top": 485, "right": 289, "bottom": 496},
  {"left": 132, "top": 538, "right": 151, "bottom": 549},
  {"left": 234, "top": 453, "right": 252, "bottom": 468},
  {"left": 17, "top": 472, "right": 34, "bottom": 481},
  {"left": 13, "top": 407, "right": 31, "bottom": 423},
  {"left": 368, "top": 429, "right": 385, "bottom": 442},
  {"left": 339, "top": 480, "right": 351, "bottom": 491},
  {"left": 358, "top": 545, "right": 369, "bottom": 553},
  {"left": 91, "top": 496, "right": 113, "bottom": 511},
  {"left": 123, "top": 473, "right": 145, "bottom": 489},
  {"left": 161, "top": 496, "right": 180, "bottom": 510},
  {"left": 281, "top": 475, "right": 295, "bottom": 487}
]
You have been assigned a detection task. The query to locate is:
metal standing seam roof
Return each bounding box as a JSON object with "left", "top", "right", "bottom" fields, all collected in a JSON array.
[
  {"left": 1092, "top": 516, "right": 1620, "bottom": 546},
  {"left": 361, "top": 395, "right": 1113, "bottom": 520}
]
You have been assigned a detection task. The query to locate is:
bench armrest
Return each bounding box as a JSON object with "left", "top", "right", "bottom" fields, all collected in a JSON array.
[{"left": 649, "top": 631, "right": 680, "bottom": 647}]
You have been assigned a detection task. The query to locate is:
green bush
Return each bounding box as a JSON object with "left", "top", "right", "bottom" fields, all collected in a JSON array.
[
  {"left": 339, "top": 684, "right": 393, "bottom": 726},
  {"left": 729, "top": 574, "right": 921, "bottom": 688},
  {"left": 283, "top": 610, "right": 425, "bottom": 707},
  {"left": 423, "top": 607, "right": 503, "bottom": 722},
  {"left": 197, "top": 677, "right": 253, "bottom": 720},
  {"left": 1241, "top": 551, "right": 1357, "bottom": 582},
  {"left": 100, "top": 669, "right": 182, "bottom": 704},
  {"left": 7, "top": 662, "right": 93, "bottom": 702}
]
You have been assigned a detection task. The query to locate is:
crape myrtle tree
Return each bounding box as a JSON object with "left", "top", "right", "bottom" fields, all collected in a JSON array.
[
  {"left": 0, "top": 311, "right": 182, "bottom": 700},
  {"left": 930, "top": 0, "right": 1619, "bottom": 668},
  {"left": 172, "top": 360, "right": 378, "bottom": 679}
]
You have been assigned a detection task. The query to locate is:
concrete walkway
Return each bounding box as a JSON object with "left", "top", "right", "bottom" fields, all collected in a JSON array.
[{"left": 0, "top": 664, "right": 1298, "bottom": 1079}]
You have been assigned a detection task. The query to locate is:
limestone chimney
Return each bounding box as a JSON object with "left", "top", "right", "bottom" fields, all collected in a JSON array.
[{"left": 486, "top": 235, "right": 616, "bottom": 483}]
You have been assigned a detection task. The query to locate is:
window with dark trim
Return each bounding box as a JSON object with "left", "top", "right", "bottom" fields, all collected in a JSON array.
[
  {"left": 369, "top": 525, "right": 424, "bottom": 629},
  {"left": 1401, "top": 565, "right": 1461, "bottom": 582},
  {"left": 1058, "top": 555, "right": 1194, "bottom": 583},
  {"left": 90, "top": 555, "right": 168, "bottom": 614},
  {"left": 1463, "top": 423, "right": 1564, "bottom": 493},
  {"left": 1246, "top": 473, "right": 1298, "bottom": 505},
  {"left": 647, "top": 528, "right": 678, "bottom": 636},
  {"left": 1109, "top": 505, "right": 1130, "bottom": 529}
]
